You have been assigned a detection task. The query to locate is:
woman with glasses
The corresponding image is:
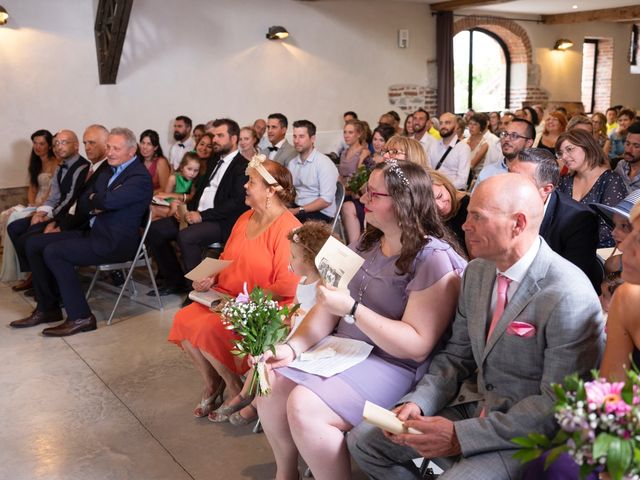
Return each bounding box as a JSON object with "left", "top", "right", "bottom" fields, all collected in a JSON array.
[
  {"left": 535, "top": 111, "right": 567, "bottom": 156},
  {"left": 257, "top": 160, "right": 466, "bottom": 480},
  {"left": 341, "top": 134, "right": 427, "bottom": 244},
  {"left": 556, "top": 129, "right": 626, "bottom": 247}
]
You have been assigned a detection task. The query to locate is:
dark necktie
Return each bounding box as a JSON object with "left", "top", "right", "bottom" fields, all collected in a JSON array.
[
  {"left": 178, "top": 143, "right": 185, "bottom": 148},
  {"left": 209, "top": 158, "right": 223, "bottom": 182},
  {"left": 268, "top": 146, "right": 278, "bottom": 152}
]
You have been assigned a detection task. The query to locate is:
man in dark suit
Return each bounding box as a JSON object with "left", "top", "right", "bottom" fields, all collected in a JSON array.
[
  {"left": 147, "top": 118, "right": 249, "bottom": 296},
  {"left": 509, "top": 148, "right": 602, "bottom": 292},
  {"left": 8, "top": 129, "right": 90, "bottom": 290},
  {"left": 9, "top": 128, "right": 153, "bottom": 336}
]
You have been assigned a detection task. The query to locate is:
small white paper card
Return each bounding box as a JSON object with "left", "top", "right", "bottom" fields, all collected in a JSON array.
[
  {"left": 288, "top": 335, "right": 373, "bottom": 378},
  {"left": 184, "top": 258, "right": 232, "bottom": 281},
  {"left": 362, "top": 401, "right": 421, "bottom": 435},
  {"left": 315, "top": 236, "right": 365, "bottom": 290}
]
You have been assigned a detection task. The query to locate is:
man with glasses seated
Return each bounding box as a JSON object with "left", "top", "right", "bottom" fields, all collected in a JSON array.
[
  {"left": 473, "top": 118, "right": 535, "bottom": 190},
  {"left": 614, "top": 121, "right": 640, "bottom": 193},
  {"left": 8, "top": 130, "right": 90, "bottom": 290}
]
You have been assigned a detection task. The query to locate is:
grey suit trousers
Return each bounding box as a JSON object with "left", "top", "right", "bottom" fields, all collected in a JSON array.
[{"left": 348, "top": 403, "right": 523, "bottom": 480}]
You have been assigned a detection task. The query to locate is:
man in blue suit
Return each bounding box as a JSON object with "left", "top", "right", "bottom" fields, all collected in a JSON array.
[{"left": 10, "top": 128, "right": 153, "bottom": 336}]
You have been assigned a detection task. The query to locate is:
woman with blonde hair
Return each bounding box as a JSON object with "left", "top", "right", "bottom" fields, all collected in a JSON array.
[
  {"left": 535, "top": 111, "right": 567, "bottom": 156},
  {"left": 428, "top": 170, "right": 469, "bottom": 256},
  {"left": 591, "top": 112, "right": 611, "bottom": 157},
  {"left": 338, "top": 120, "right": 370, "bottom": 181}
]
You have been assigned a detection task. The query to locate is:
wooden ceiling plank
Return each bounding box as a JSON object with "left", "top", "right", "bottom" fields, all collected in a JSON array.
[
  {"left": 542, "top": 4, "right": 640, "bottom": 24},
  {"left": 430, "top": 0, "right": 513, "bottom": 13}
]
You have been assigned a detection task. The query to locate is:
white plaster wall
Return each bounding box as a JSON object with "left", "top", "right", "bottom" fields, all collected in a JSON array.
[{"left": 0, "top": 0, "right": 435, "bottom": 188}]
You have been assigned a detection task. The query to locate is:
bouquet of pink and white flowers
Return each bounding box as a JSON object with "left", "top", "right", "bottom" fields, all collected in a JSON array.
[
  {"left": 513, "top": 369, "right": 640, "bottom": 480},
  {"left": 221, "top": 283, "right": 299, "bottom": 396}
]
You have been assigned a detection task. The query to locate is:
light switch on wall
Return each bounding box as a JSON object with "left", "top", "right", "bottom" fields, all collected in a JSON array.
[{"left": 398, "top": 29, "right": 409, "bottom": 49}]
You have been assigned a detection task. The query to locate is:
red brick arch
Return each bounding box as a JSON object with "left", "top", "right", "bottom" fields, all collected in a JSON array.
[{"left": 453, "top": 17, "right": 532, "bottom": 65}]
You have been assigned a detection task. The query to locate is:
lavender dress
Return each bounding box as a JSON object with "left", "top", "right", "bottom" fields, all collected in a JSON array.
[{"left": 277, "top": 237, "right": 466, "bottom": 426}]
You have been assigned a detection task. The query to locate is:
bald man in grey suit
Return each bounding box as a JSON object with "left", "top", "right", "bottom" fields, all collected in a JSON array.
[{"left": 348, "top": 174, "right": 604, "bottom": 479}]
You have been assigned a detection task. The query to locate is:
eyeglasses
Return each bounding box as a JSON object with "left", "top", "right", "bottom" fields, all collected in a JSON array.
[
  {"left": 380, "top": 148, "right": 406, "bottom": 158},
  {"left": 499, "top": 131, "right": 531, "bottom": 141},
  {"left": 555, "top": 144, "right": 578, "bottom": 159},
  {"left": 53, "top": 140, "right": 73, "bottom": 146},
  {"left": 364, "top": 185, "right": 391, "bottom": 201}
]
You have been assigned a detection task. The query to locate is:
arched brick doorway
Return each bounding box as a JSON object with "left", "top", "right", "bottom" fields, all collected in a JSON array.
[{"left": 453, "top": 17, "right": 547, "bottom": 109}]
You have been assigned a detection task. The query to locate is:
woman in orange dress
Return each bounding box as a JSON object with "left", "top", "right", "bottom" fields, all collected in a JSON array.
[{"left": 168, "top": 157, "right": 301, "bottom": 419}]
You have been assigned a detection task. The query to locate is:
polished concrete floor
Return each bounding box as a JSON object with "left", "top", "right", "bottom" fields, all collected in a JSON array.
[{"left": 0, "top": 280, "right": 369, "bottom": 480}]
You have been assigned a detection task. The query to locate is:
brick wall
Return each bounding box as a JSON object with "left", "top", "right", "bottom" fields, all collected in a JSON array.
[
  {"left": 594, "top": 38, "right": 613, "bottom": 113},
  {"left": 0, "top": 187, "right": 28, "bottom": 212},
  {"left": 386, "top": 16, "right": 551, "bottom": 116},
  {"left": 388, "top": 85, "right": 438, "bottom": 116}
]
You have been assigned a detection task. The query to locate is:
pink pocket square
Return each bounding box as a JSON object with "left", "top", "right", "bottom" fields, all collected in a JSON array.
[{"left": 506, "top": 321, "right": 536, "bottom": 337}]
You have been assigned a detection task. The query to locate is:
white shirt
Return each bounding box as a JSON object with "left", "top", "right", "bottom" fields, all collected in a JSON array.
[
  {"left": 267, "top": 139, "right": 286, "bottom": 160},
  {"left": 414, "top": 132, "right": 435, "bottom": 159},
  {"left": 489, "top": 236, "right": 541, "bottom": 316},
  {"left": 484, "top": 140, "right": 503, "bottom": 167},
  {"left": 428, "top": 136, "right": 471, "bottom": 190},
  {"left": 483, "top": 130, "right": 499, "bottom": 148},
  {"left": 169, "top": 137, "right": 195, "bottom": 170},
  {"left": 197, "top": 150, "right": 237, "bottom": 211}
]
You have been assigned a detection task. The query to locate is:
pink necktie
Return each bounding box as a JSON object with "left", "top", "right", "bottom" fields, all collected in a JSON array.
[{"left": 487, "top": 274, "right": 512, "bottom": 340}]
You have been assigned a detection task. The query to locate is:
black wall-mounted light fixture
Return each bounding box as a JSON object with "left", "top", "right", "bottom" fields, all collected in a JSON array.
[
  {"left": 266, "top": 26, "right": 289, "bottom": 40},
  {"left": 0, "top": 5, "right": 9, "bottom": 25},
  {"left": 553, "top": 38, "right": 574, "bottom": 51}
]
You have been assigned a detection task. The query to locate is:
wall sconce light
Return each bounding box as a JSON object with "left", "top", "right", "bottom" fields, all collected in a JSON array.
[
  {"left": 0, "top": 5, "right": 9, "bottom": 25},
  {"left": 553, "top": 39, "right": 573, "bottom": 51},
  {"left": 266, "top": 26, "right": 289, "bottom": 40}
]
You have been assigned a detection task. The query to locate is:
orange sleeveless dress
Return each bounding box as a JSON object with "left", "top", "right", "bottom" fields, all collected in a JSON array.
[{"left": 168, "top": 210, "right": 301, "bottom": 375}]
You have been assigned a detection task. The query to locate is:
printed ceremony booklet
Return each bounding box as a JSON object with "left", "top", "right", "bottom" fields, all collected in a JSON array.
[
  {"left": 362, "top": 401, "right": 421, "bottom": 435},
  {"left": 314, "top": 236, "right": 365, "bottom": 290},
  {"left": 184, "top": 258, "right": 233, "bottom": 308},
  {"left": 288, "top": 336, "right": 374, "bottom": 377}
]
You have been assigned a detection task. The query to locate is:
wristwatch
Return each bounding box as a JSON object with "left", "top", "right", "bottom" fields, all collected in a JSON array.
[
  {"left": 298, "top": 206, "right": 305, "bottom": 214},
  {"left": 343, "top": 300, "right": 359, "bottom": 324}
]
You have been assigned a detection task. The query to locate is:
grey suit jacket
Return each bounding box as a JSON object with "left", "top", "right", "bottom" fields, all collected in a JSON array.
[
  {"left": 260, "top": 140, "right": 297, "bottom": 167},
  {"left": 402, "top": 239, "right": 604, "bottom": 457}
]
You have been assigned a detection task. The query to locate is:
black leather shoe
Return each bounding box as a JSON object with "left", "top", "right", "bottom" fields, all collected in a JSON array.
[
  {"left": 110, "top": 271, "right": 125, "bottom": 287},
  {"left": 148, "top": 285, "right": 187, "bottom": 297},
  {"left": 42, "top": 314, "right": 97, "bottom": 337},
  {"left": 10, "top": 309, "right": 63, "bottom": 328}
]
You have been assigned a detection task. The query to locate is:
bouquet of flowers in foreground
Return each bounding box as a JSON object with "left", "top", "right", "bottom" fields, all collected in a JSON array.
[
  {"left": 221, "top": 283, "right": 299, "bottom": 396},
  {"left": 513, "top": 368, "right": 640, "bottom": 480}
]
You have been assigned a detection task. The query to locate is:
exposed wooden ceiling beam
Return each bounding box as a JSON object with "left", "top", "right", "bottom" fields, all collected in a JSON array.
[
  {"left": 94, "top": 0, "right": 134, "bottom": 84},
  {"left": 430, "top": 0, "right": 512, "bottom": 12},
  {"left": 542, "top": 4, "right": 640, "bottom": 24}
]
